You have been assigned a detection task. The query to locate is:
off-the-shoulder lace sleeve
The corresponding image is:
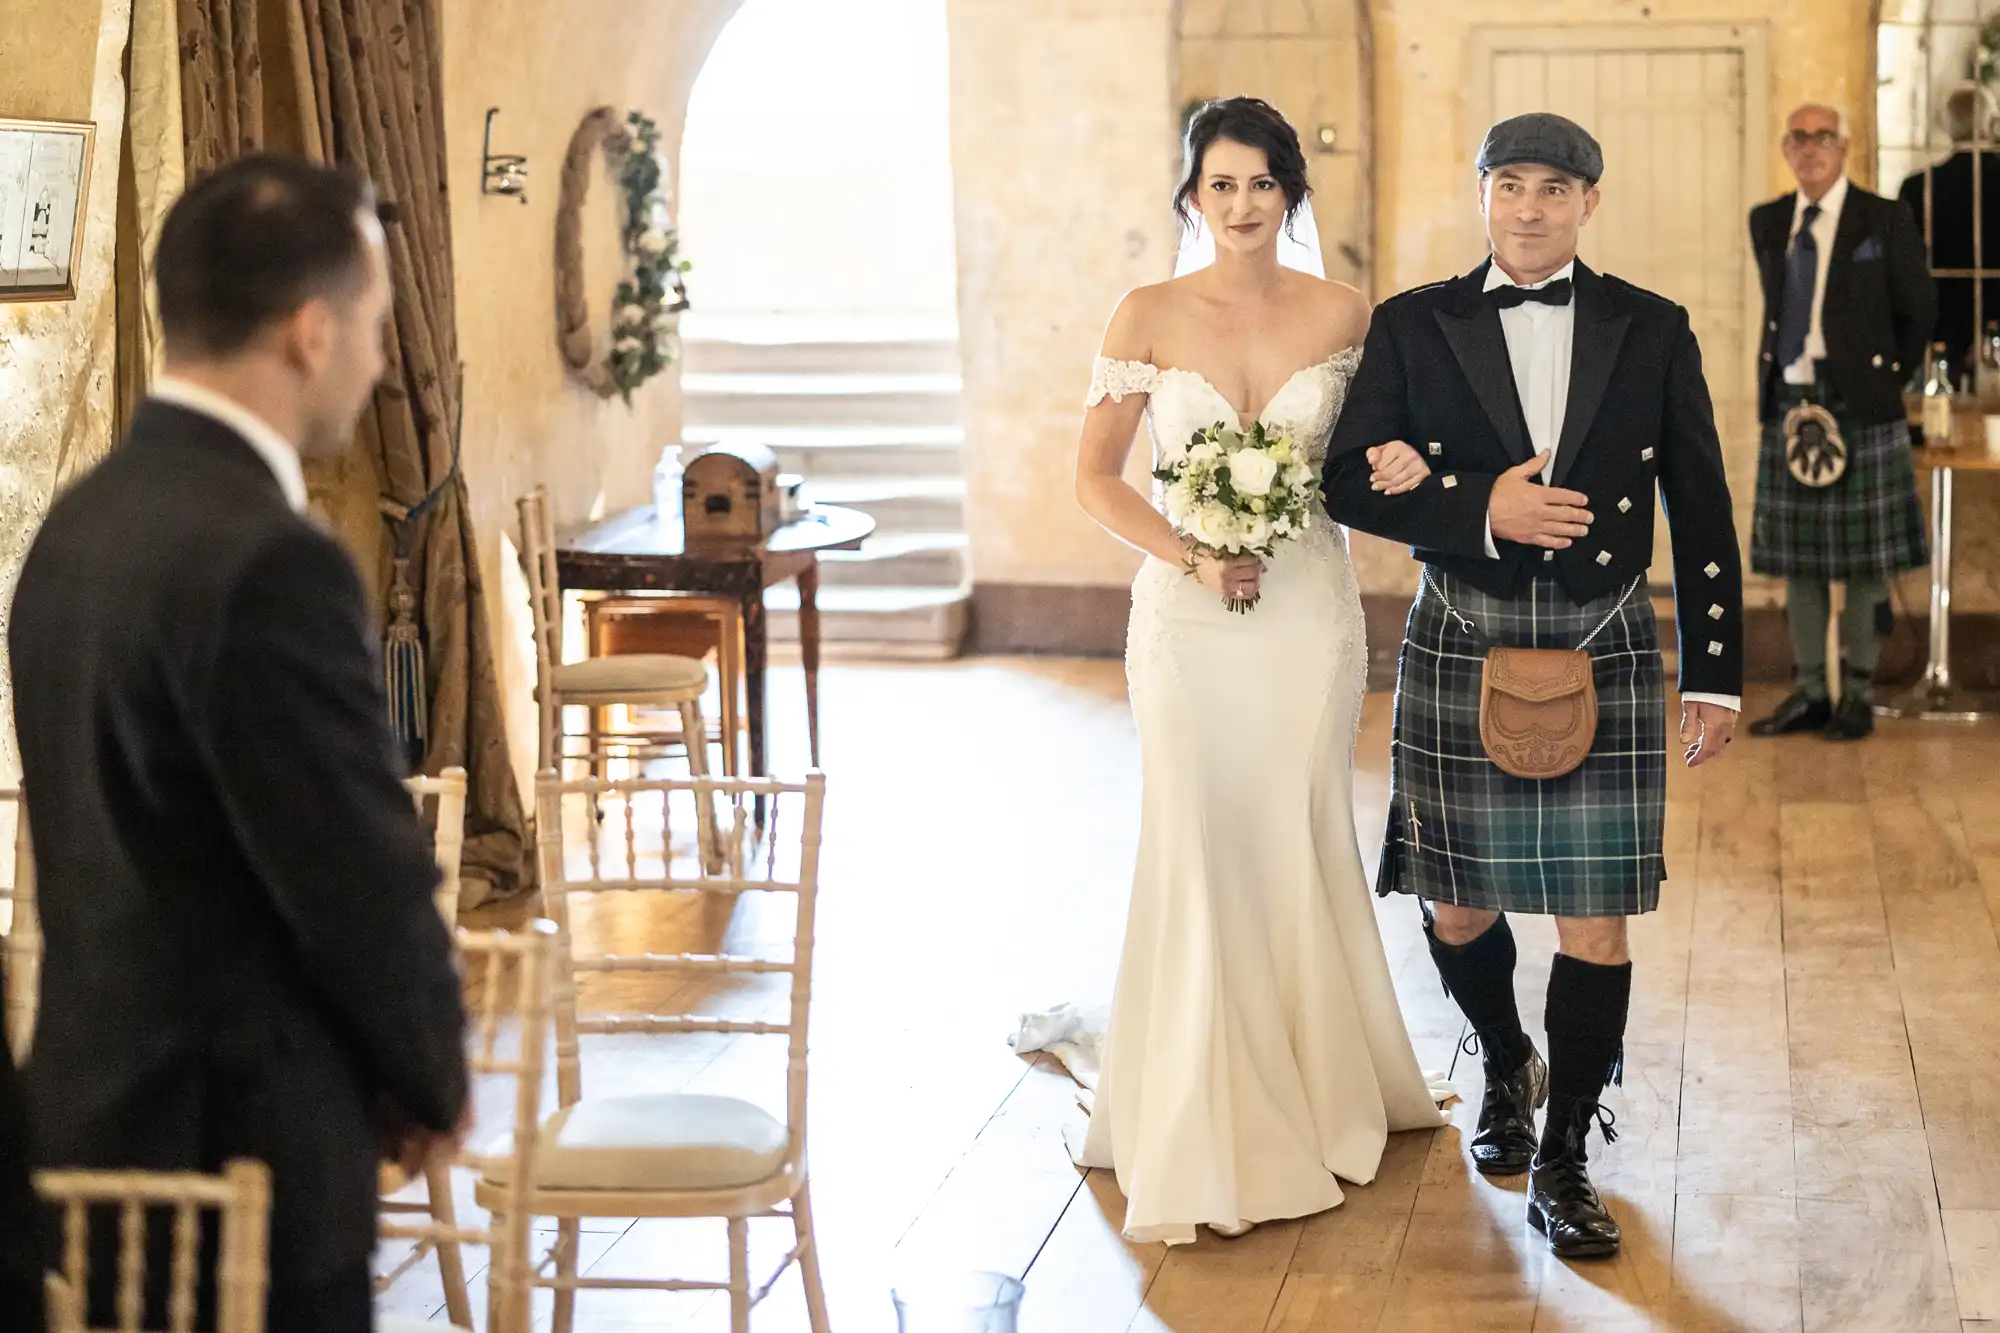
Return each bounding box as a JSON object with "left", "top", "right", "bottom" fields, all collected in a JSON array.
[{"left": 1086, "top": 357, "right": 1161, "bottom": 407}]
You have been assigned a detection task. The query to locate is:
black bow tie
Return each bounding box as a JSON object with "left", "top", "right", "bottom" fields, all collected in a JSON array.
[{"left": 1490, "top": 278, "right": 1573, "bottom": 309}]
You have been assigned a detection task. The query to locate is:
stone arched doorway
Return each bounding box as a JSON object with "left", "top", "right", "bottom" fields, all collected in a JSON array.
[{"left": 675, "top": 0, "right": 971, "bottom": 655}]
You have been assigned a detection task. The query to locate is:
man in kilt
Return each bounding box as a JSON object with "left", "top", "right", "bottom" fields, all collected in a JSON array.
[
  {"left": 1323, "top": 113, "right": 1743, "bottom": 1260},
  {"left": 1748, "top": 103, "right": 1933, "bottom": 741}
]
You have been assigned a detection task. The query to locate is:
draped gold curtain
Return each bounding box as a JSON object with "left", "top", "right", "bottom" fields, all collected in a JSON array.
[
  {"left": 113, "top": 0, "right": 184, "bottom": 430},
  {"left": 161, "top": 0, "right": 531, "bottom": 906}
]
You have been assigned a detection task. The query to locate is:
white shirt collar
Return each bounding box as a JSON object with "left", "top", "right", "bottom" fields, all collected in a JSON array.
[
  {"left": 1793, "top": 174, "right": 1848, "bottom": 229},
  {"left": 149, "top": 377, "right": 309, "bottom": 514},
  {"left": 1484, "top": 257, "right": 1577, "bottom": 293}
]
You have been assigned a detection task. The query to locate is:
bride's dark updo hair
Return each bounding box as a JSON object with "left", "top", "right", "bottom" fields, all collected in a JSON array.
[{"left": 1174, "top": 97, "right": 1313, "bottom": 229}]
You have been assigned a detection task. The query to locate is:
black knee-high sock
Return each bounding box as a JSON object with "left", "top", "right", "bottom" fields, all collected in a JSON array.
[
  {"left": 1540, "top": 953, "right": 1632, "bottom": 1160},
  {"left": 1426, "top": 913, "right": 1531, "bottom": 1075}
]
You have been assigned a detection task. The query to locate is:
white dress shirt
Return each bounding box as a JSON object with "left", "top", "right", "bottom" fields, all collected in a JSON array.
[
  {"left": 1481, "top": 259, "right": 1574, "bottom": 557},
  {"left": 1477, "top": 261, "right": 1739, "bottom": 713},
  {"left": 1781, "top": 174, "right": 1847, "bottom": 386},
  {"left": 150, "top": 376, "right": 309, "bottom": 514}
]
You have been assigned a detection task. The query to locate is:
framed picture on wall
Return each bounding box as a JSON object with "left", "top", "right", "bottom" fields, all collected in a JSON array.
[{"left": 0, "top": 117, "right": 95, "bottom": 303}]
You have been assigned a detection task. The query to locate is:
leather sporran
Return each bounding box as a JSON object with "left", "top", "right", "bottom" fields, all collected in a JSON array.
[
  {"left": 1424, "top": 569, "right": 1638, "bottom": 782},
  {"left": 1479, "top": 646, "right": 1598, "bottom": 779},
  {"left": 1782, "top": 399, "right": 1847, "bottom": 488}
]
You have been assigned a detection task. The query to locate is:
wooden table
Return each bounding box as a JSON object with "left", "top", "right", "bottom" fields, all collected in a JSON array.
[
  {"left": 1880, "top": 435, "right": 2000, "bottom": 720},
  {"left": 557, "top": 504, "right": 875, "bottom": 779}
]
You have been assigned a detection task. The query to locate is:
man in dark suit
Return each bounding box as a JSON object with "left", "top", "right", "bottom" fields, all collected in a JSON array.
[
  {"left": 1898, "top": 85, "right": 2000, "bottom": 376},
  {"left": 1324, "top": 113, "right": 1743, "bottom": 1261},
  {"left": 8, "top": 155, "right": 468, "bottom": 1332},
  {"left": 1748, "top": 103, "right": 1933, "bottom": 741}
]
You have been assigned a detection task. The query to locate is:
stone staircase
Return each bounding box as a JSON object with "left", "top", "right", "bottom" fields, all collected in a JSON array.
[{"left": 679, "top": 315, "right": 970, "bottom": 658}]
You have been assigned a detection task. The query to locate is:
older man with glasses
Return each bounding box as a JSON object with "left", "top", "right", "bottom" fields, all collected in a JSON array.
[{"left": 1747, "top": 103, "right": 1934, "bottom": 741}]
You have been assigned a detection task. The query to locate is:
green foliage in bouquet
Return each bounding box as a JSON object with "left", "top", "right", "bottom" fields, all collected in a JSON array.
[{"left": 1153, "top": 419, "right": 1326, "bottom": 612}]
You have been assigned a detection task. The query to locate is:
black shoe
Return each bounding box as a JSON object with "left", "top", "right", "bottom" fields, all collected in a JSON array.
[
  {"left": 1747, "top": 690, "right": 1831, "bottom": 737},
  {"left": 1468, "top": 1043, "right": 1548, "bottom": 1176},
  {"left": 1526, "top": 1105, "right": 1621, "bottom": 1260},
  {"left": 1822, "top": 693, "right": 1875, "bottom": 741}
]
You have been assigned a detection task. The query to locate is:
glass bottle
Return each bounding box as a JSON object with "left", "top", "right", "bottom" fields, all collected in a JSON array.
[
  {"left": 1924, "top": 341, "right": 1957, "bottom": 449},
  {"left": 1981, "top": 320, "right": 2000, "bottom": 406},
  {"left": 653, "top": 444, "right": 684, "bottom": 527}
]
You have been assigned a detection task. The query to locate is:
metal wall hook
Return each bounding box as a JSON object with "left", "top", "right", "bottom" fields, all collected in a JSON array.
[{"left": 482, "top": 107, "right": 528, "bottom": 202}]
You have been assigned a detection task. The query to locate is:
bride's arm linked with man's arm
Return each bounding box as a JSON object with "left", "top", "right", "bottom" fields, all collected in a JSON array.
[{"left": 1321, "top": 307, "right": 1595, "bottom": 554}]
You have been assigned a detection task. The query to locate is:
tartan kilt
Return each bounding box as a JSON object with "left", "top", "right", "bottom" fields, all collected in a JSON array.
[
  {"left": 1379, "top": 570, "right": 1668, "bottom": 917},
  {"left": 1750, "top": 414, "right": 1928, "bottom": 580}
]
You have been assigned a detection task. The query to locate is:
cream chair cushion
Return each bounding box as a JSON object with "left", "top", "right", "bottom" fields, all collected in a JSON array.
[
  {"left": 486, "top": 1093, "right": 788, "bottom": 1192},
  {"left": 552, "top": 654, "right": 708, "bottom": 698}
]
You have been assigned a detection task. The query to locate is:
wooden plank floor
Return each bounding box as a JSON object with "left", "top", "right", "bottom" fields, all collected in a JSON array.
[{"left": 383, "top": 660, "right": 2000, "bottom": 1332}]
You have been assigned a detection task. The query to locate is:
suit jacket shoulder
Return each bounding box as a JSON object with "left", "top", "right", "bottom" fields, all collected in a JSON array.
[
  {"left": 1751, "top": 193, "right": 1796, "bottom": 223},
  {"left": 1376, "top": 275, "right": 1459, "bottom": 315},
  {"left": 21, "top": 404, "right": 326, "bottom": 698},
  {"left": 1848, "top": 184, "right": 1914, "bottom": 226},
  {"left": 1595, "top": 270, "right": 1685, "bottom": 324},
  {"left": 1750, "top": 194, "right": 1796, "bottom": 247}
]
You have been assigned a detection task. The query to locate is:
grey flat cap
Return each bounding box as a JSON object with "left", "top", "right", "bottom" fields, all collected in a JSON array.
[{"left": 1475, "top": 112, "right": 1603, "bottom": 184}]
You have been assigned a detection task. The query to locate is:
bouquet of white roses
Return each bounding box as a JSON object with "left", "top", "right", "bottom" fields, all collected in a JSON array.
[{"left": 1155, "top": 419, "right": 1323, "bottom": 613}]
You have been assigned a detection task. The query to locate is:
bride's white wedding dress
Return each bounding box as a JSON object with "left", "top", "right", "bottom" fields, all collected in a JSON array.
[{"left": 1014, "top": 347, "right": 1450, "bottom": 1246}]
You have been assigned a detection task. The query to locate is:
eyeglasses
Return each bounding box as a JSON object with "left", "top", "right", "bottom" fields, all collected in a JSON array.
[{"left": 1785, "top": 129, "right": 1844, "bottom": 150}]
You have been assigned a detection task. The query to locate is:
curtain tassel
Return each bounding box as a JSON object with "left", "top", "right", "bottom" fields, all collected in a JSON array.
[{"left": 385, "top": 557, "right": 427, "bottom": 768}]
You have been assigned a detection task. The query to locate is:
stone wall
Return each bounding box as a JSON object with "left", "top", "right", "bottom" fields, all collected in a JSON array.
[
  {"left": 0, "top": 0, "right": 130, "bottom": 778},
  {"left": 439, "top": 0, "right": 740, "bottom": 795},
  {"left": 948, "top": 0, "right": 1176, "bottom": 602}
]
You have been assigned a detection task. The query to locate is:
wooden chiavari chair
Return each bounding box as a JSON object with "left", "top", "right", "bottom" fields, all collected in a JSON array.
[
  {"left": 376, "top": 768, "right": 474, "bottom": 1326},
  {"left": 377, "top": 923, "right": 555, "bottom": 1333},
  {"left": 0, "top": 787, "right": 39, "bottom": 1064},
  {"left": 479, "top": 772, "right": 828, "bottom": 1333},
  {"left": 405, "top": 767, "right": 469, "bottom": 926},
  {"left": 36, "top": 1158, "right": 272, "bottom": 1333}
]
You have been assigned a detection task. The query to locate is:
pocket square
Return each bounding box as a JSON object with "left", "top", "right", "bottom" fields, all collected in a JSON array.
[{"left": 1853, "top": 236, "right": 1884, "bottom": 262}]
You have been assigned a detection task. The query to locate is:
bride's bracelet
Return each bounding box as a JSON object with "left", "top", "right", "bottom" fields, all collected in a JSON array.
[{"left": 1177, "top": 537, "right": 1201, "bottom": 578}]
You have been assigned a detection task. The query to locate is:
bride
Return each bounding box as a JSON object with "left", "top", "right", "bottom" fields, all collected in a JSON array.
[{"left": 1016, "top": 97, "right": 1450, "bottom": 1245}]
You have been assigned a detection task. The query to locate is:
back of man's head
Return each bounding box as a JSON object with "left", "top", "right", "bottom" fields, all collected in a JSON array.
[
  {"left": 155, "top": 154, "right": 377, "bottom": 361},
  {"left": 1945, "top": 86, "right": 1983, "bottom": 147}
]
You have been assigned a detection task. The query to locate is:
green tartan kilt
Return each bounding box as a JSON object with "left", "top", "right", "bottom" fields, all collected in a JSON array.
[
  {"left": 1750, "top": 414, "right": 1928, "bottom": 580},
  {"left": 1379, "top": 571, "right": 1668, "bottom": 918}
]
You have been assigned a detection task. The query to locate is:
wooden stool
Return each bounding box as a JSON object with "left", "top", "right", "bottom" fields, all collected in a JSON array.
[{"left": 585, "top": 593, "right": 746, "bottom": 777}]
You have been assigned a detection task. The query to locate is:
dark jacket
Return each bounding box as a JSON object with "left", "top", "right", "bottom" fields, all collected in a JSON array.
[
  {"left": 8, "top": 401, "right": 467, "bottom": 1289},
  {"left": 1750, "top": 183, "right": 1934, "bottom": 424},
  {"left": 1898, "top": 152, "right": 2000, "bottom": 375},
  {"left": 1323, "top": 258, "right": 1744, "bottom": 698}
]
